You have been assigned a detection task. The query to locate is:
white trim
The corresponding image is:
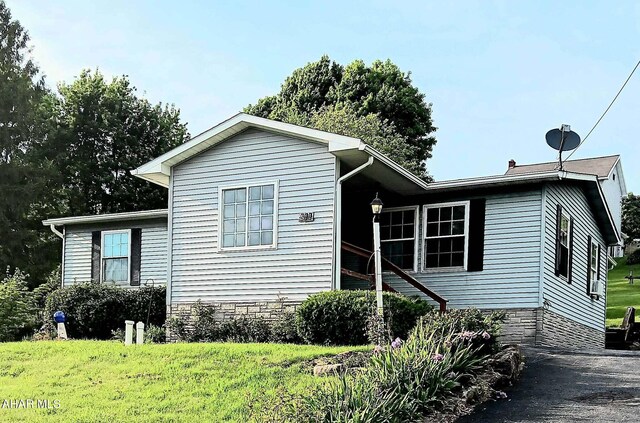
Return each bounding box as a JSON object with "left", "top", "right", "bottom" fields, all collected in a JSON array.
[
  {"left": 166, "top": 168, "right": 174, "bottom": 308},
  {"left": 61, "top": 226, "right": 66, "bottom": 289},
  {"left": 42, "top": 209, "right": 167, "bottom": 226},
  {"left": 379, "top": 206, "right": 420, "bottom": 272},
  {"left": 100, "top": 229, "right": 132, "bottom": 285},
  {"left": 538, "top": 185, "right": 547, "bottom": 307},
  {"left": 589, "top": 239, "right": 599, "bottom": 294},
  {"left": 216, "top": 181, "right": 279, "bottom": 252},
  {"left": 557, "top": 210, "right": 571, "bottom": 281},
  {"left": 421, "top": 200, "right": 470, "bottom": 272},
  {"left": 361, "top": 145, "right": 430, "bottom": 191}
]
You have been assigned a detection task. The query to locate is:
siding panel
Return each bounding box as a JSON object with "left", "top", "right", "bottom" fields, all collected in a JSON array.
[
  {"left": 542, "top": 183, "right": 607, "bottom": 332},
  {"left": 170, "top": 128, "right": 335, "bottom": 303}
]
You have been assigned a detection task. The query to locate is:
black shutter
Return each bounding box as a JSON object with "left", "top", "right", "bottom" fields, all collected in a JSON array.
[
  {"left": 554, "top": 204, "right": 562, "bottom": 276},
  {"left": 130, "top": 228, "right": 142, "bottom": 286},
  {"left": 91, "top": 231, "right": 101, "bottom": 283},
  {"left": 586, "top": 235, "right": 592, "bottom": 296},
  {"left": 467, "top": 199, "right": 486, "bottom": 272},
  {"left": 567, "top": 217, "right": 574, "bottom": 284}
]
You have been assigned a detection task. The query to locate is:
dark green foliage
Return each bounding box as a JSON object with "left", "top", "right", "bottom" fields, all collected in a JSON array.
[
  {"left": 623, "top": 193, "right": 640, "bottom": 242},
  {"left": 44, "top": 284, "right": 166, "bottom": 339},
  {"left": 295, "top": 290, "right": 433, "bottom": 345},
  {"left": 269, "top": 311, "right": 302, "bottom": 344},
  {"left": 245, "top": 55, "right": 436, "bottom": 179},
  {"left": 0, "top": 269, "right": 36, "bottom": 341},
  {"left": 627, "top": 250, "right": 640, "bottom": 265},
  {"left": 144, "top": 324, "right": 166, "bottom": 344}
]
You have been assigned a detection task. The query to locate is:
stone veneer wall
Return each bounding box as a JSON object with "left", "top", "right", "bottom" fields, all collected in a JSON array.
[
  {"left": 491, "top": 308, "right": 542, "bottom": 346},
  {"left": 539, "top": 308, "right": 605, "bottom": 349}
]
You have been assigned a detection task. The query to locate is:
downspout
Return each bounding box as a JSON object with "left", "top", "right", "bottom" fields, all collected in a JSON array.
[
  {"left": 49, "top": 224, "right": 65, "bottom": 288},
  {"left": 334, "top": 156, "right": 374, "bottom": 290}
]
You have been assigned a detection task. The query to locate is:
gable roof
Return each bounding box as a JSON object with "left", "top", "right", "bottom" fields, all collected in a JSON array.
[
  {"left": 43, "top": 209, "right": 168, "bottom": 226},
  {"left": 505, "top": 155, "right": 620, "bottom": 179}
]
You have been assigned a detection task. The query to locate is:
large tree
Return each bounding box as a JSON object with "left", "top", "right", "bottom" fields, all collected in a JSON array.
[
  {"left": 245, "top": 56, "right": 436, "bottom": 179},
  {"left": 622, "top": 193, "right": 640, "bottom": 241},
  {"left": 0, "top": 1, "right": 58, "bottom": 287},
  {"left": 38, "top": 70, "right": 190, "bottom": 215}
]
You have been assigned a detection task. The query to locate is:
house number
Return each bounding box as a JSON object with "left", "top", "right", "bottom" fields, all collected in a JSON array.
[{"left": 299, "top": 212, "right": 315, "bottom": 223}]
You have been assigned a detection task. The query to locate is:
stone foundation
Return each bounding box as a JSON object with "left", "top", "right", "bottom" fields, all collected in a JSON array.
[
  {"left": 539, "top": 308, "right": 605, "bottom": 349},
  {"left": 491, "top": 308, "right": 542, "bottom": 346}
]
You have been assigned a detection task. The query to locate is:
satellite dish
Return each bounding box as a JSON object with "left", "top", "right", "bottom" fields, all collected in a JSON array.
[
  {"left": 546, "top": 125, "right": 581, "bottom": 151},
  {"left": 545, "top": 124, "right": 581, "bottom": 171}
]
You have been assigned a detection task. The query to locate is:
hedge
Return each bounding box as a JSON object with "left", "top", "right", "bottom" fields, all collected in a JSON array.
[
  {"left": 44, "top": 284, "right": 166, "bottom": 339},
  {"left": 295, "top": 290, "right": 433, "bottom": 345}
]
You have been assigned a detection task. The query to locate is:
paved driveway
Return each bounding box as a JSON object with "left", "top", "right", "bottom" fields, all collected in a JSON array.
[{"left": 459, "top": 347, "right": 640, "bottom": 423}]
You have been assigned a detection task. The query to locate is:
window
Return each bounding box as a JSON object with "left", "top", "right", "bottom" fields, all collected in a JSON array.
[
  {"left": 102, "top": 231, "right": 130, "bottom": 283},
  {"left": 220, "top": 183, "right": 276, "bottom": 249},
  {"left": 589, "top": 240, "right": 599, "bottom": 288},
  {"left": 423, "top": 202, "right": 469, "bottom": 270},
  {"left": 558, "top": 213, "right": 570, "bottom": 278},
  {"left": 380, "top": 207, "right": 418, "bottom": 271}
]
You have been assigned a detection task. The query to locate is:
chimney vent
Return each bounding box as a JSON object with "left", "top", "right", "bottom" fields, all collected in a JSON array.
[{"left": 508, "top": 159, "right": 516, "bottom": 169}]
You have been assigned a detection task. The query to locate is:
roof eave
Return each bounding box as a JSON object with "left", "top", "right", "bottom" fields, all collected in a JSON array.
[{"left": 42, "top": 209, "right": 168, "bottom": 226}]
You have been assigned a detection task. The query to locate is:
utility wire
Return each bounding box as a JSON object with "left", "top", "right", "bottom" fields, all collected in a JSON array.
[{"left": 565, "top": 59, "right": 640, "bottom": 161}]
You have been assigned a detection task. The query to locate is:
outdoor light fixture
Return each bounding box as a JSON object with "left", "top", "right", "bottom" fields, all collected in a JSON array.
[{"left": 370, "top": 192, "right": 384, "bottom": 216}]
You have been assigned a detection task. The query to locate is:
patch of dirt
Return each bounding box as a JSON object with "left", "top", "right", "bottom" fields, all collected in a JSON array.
[{"left": 304, "top": 350, "right": 372, "bottom": 374}]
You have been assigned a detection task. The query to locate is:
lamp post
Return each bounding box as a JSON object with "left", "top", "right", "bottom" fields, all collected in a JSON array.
[{"left": 370, "top": 193, "right": 384, "bottom": 315}]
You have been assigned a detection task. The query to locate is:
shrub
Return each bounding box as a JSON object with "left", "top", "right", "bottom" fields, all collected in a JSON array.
[
  {"left": 44, "top": 283, "right": 166, "bottom": 339},
  {"left": 296, "top": 290, "right": 432, "bottom": 345},
  {"left": 145, "top": 324, "right": 166, "bottom": 344},
  {"left": 627, "top": 250, "right": 640, "bottom": 265},
  {"left": 269, "top": 311, "right": 302, "bottom": 344},
  {"left": 0, "top": 269, "right": 36, "bottom": 342}
]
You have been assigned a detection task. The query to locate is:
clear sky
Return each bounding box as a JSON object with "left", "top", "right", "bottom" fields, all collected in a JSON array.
[{"left": 8, "top": 1, "right": 640, "bottom": 192}]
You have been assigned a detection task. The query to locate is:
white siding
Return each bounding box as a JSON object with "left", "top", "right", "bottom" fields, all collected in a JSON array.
[
  {"left": 379, "top": 190, "right": 543, "bottom": 309},
  {"left": 62, "top": 221, "right": 167, "bottom": 287},
  {"left": 170, "top": 128, "right": 336, "bottom": 303},
  {"left": 542, "top": 184, "right": 607, "bottom": 332}
]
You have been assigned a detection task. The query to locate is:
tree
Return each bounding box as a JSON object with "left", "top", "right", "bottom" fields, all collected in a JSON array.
[
  {"left": 245, "top": 56, "right": 436, "bottom": 179},
  {"left": 622, "top": 193, "right": 640, "bottom": 241},
  {"left": 0, "top": 1, "right": 58, "bottom": 287},
  {"left": 38, "top": 70, "right": 190, "bottom": 215}
]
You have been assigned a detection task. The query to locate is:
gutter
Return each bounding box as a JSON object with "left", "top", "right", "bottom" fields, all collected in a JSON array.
[
  {"left": 49, "top": 224, "right": 64, "bottom": 239},
  {"left": 334, "top": 156, "right": 374, "bottom": 290}
]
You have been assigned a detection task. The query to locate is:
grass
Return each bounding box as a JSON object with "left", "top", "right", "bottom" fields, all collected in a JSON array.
[
  {"left": 0, "top": 340, "right": 368, "bottom": 422},
  {"left": 606, "top": 256, "right": 640, "bottom": 327}
]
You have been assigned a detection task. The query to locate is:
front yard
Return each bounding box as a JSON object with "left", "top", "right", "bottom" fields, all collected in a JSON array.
[
  {"left": 607, "top": 256, "right": 640, "bottom": 327},
  {"left": 0, "top": 341, "right": 365, "bottom": 422}
]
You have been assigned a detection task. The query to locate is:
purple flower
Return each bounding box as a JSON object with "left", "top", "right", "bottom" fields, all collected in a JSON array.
[
  {"left": 391, "top": 337, "right": 403, "bottom": 349},
  {"left": 373, "top": 345, "right": 384, "bottom": 355},
  {"left": 459, "top": 331, "right": 477, "bottom": 341},
  {"left": 482, "top": 331, "right": 491, "bottom": 340},
  {"left": 432, "top": 353, "right": 444, "bottom": 362}
]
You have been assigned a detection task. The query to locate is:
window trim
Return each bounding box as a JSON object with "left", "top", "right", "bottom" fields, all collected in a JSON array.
[
  {"left": 421, "top": 200, "right": 470, "bottom": 272},
  {"left": 589, "top": 239, "right": 600, "bottom": 295},
  {"left": 558, "top": 211, "right": 571, "bottom": 281},
  {"left": 217, "top": 181, "right": 279, "bottom": 252},
  {"left": 100, "top": 229, "right": 132, "bottom": 284},
  {"left": 379, "top": 206, "right": 419, "bottom": 272}
]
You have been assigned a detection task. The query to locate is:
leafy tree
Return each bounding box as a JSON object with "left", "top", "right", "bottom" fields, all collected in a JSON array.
[
  {"left": 622, "top": 193, "right": 640, "bottom": 241},
  {"left": 245, "top": 56, "right": 436, "bottom": 179},
  {"left": 0, "top": 269, "right": 35, "bottom": 341},
  {"left": 38, "top": 70, "right": 190, "bottom": 215},
  {"left": 0, "top": 2, "right": 59, "bottom": 287}
]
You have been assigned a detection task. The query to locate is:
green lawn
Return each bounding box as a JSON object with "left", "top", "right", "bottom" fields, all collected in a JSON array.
[
  {"left": 607, "top": 256, "right": 640, "bottom": 327},
  {"left": 0, "top": 341, "right": 367, "bottom": 422}
]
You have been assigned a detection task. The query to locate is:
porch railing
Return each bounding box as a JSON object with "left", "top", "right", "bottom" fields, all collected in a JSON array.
[{"left": 341, "top": 241, "right": 448, "bottom": 312}]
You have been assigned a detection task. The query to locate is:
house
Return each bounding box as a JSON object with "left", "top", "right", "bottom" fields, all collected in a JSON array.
[
  {"left": 505, "top": 155, "right": 627, "bottom": 258},
  {"left": 43, "top": 113, "right": 621, "bottom": 349}
]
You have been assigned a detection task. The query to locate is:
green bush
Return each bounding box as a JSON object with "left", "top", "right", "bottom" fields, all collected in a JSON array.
[
  {"left": 0, "top": 269, "right": 36, "bottom": 342},
  {"left": 627, "top": 250, "right": 640, "bottom": 265},
  {"left": 259, "top": 308, "right": 502, "bottom": 422},
  {"left": 44, "top": 284, "right": 166, "bottom": 339},
  {"left": 295, "top": 290, "right": 433, "bottom": 345}
]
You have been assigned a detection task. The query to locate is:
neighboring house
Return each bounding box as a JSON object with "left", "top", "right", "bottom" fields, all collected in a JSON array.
[
  {"left": 43, "top": 113, "right": 621, "bottom": 349},
  {"left": 505, "top": 155, "right": 627, "bottom": 257}
]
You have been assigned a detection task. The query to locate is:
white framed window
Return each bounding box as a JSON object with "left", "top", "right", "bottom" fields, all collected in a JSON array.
[
  {"left": 423, "top": 201, "right": 470, "bottom": 270},
  {"left": 589, "top": 240, "right": 600, "bottom": 295},
  {"left": 379, "top": 206, "right": 419, "bottom": 271},
  {"left": 219, "top": 182, "right": 278, "bottom": 250},
  {"left": 558, "top": 213, "right": 571, "bottom": 279},
  {"left": 101, "top": 230, "right": 131, "bottom": 284}
]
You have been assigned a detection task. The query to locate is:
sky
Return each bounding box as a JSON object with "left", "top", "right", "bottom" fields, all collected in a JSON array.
[{"left": 8, "top": 1, "right": 640, "bottom": 192}]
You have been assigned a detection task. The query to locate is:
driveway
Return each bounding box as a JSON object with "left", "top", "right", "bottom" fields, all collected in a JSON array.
[{"left": 459, "top": 347, "right": 640, "bottom": 423}]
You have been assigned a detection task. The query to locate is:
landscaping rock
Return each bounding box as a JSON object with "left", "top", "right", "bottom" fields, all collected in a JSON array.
[{"left": 313, "top": 363, "right": 344, "bottom": 376}]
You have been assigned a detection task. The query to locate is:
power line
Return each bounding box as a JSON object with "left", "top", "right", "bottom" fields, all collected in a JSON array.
[{"left": 565, "top": 58, "right": 640, "bottom": 160}]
